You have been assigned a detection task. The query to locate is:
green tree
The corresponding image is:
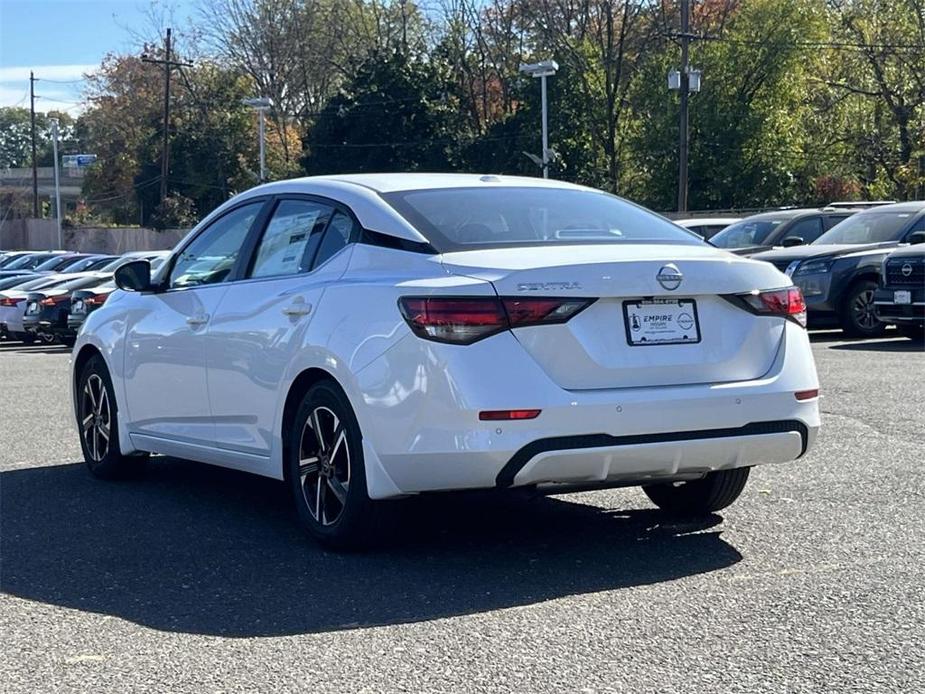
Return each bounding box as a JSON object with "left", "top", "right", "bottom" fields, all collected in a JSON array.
[{"left": 303, "top": 51, "right": 466, "bottom": 174}]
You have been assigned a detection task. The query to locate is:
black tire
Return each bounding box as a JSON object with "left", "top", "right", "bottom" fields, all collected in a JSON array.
[
  {"left": 20, "top": 333, "right": 35, "bottom": 345},
  {"left": 643, "top": 467, "right": 751, "bottom": 515},
  {"left": 76, "top": 355, "right": 147, "bottom": 479},
  {"left": 287, "top": 380, "right": 381, "bottom": 550},
  {"left": 839, "top": 280, "right": 887, "bottom": 337},
  {"left": 62, "top": 335, "right": 77, "bottom": 348}
]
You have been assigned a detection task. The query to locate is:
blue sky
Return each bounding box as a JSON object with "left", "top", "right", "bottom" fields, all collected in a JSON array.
[{"left": 0, "top": 0, "right": 197, "bottom": 113}]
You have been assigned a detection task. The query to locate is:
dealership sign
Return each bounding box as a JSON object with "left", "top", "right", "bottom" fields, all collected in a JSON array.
[{"left": 62, "top": 154, "right": 98, "bottom": 169}]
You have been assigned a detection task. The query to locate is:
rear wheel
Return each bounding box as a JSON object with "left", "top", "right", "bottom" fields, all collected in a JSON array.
[
  {"left": 643, "top": 467, "right": 751, "bottom": 515},
  {"left": 287, "top": 380, "right": 381, "bottom": 549},
  {"left": 839, "top": 280, "right": 886, "bottom": 337},
  {"left": 77, "top": 355, "right": 147, "bottom": 478}
]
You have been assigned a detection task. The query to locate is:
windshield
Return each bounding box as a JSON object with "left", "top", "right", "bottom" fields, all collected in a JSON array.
[
  {"left": 382, "top": 187, "right": 701, "bottom": 252},
  {"left": 814, "top": 210, "right": 916, "bottom": 245},
  {"left": 4, "top": 253, "right": 56, "bottom": 270},
  {"left": 710, "top": 219, "right": 783, "bottom": 248}
]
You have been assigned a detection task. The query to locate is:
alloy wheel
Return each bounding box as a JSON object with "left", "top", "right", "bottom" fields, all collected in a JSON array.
[
  {"left": 852, "top": 288, "right": 878, "bottom": 330},
  {"left": 81, "top": 374, "right": 111, "bottom": 462},
  {"left": 298, "top": 406, "right": 350, "bottom": 526}
]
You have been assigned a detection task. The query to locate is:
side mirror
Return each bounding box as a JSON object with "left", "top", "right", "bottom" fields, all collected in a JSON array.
[
  {"left": 781, "top": 236, "right": 804, "bottom": 247},
  {"left": 908, "top": 231, "right": 925, "bottom": 245},
  {"left": 114, "top": 260, "right": 152, "bottom": 292}
]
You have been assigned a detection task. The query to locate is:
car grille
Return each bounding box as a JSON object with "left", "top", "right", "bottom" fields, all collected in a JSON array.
[{"left": 885, "top": 256, "right": 925, "bottom": 287}]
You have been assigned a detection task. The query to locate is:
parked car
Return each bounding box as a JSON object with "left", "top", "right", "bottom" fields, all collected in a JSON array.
[
  {"left": 0, "top": 251, "right": 35, "bottom": 268},
  {"left": 752, "top": 201, "right": 925, "bottom": 336},
  {"left": 874, "top": 244, "right": 925, "bottom": 341},
  {"left": 0, "top": 251, "right": 69, "bottom": 278},
  {"left": 710, "top": 208, "right": 856, "bottom": 255},
  {"left": 66, "top": 281, "right": 118, "bottom": 340},
  {"left": 675, "top": 217, "right": 740, "bottom": 240},
  {"left": 30, "top": 253, "right": 94, "bottom": 274},
  {"left": 21, "top": 273, "right": 112, "bottom": 345},
  {"left": 1, "top": 274, "right": 103, "bottom": 343},
  {"left": 73, "top": 173, "right": 820, "bottom": 549},
  {"left": 55, "top": 254, "right": 119, "bottom": 273}
]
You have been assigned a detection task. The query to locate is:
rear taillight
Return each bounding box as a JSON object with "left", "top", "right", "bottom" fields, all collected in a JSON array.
[
  {"left": 40, "top": 295, "right": 69, "bottom": 307},
  {"left": 0, "top": 297, "right": 23, "bottom": 307},
  {"left": 739, "top": 287, "right": 807, "bottom": 327},
  {"left": 398, "top": 296, "right": 595, "bottom": 345},
  {"left": 84, "top": 293, "right": 109, "bottom": 306}
]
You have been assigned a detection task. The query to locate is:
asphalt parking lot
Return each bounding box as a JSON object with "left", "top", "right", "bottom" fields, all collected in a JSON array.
[{"left": 1, "top": 333, "right": 923, "bottom": 693}]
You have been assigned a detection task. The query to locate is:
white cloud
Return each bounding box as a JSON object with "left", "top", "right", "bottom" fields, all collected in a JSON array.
[
  {"left": 0, "top": 64, "right": 93, "bottom": 114},
  {"left": 0, "top": 64, "right": 98, "bottom": 83}
]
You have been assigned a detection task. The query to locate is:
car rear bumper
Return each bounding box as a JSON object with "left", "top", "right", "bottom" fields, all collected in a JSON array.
[{"left": 355, "top": 321, "right": 820, "bottom": 498}]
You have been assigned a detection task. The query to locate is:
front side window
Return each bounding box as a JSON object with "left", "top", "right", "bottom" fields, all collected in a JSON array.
[
  {"left": 711, "top": 219, "right": 783, "bottom": 248},
  {"left": 382, "top": 187, "right": 700, "bottom": 252},
  {"left": 786, "top": 217, "right": 823, "bottom": 243},
  {"left": 814, "top": 210, "right": 917, "bottom": 245},
  {"left": 249, "top": 200, "right": 333, "bottom": 279},
  {"left": 169, "top": 203, "right": 262, "bottom": 288}
]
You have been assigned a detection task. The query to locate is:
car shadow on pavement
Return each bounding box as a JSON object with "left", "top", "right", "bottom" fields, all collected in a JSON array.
[
  {"left": 0, "top": 342, "right": 72, "bottom": 355},
  {"left": 828, "top": 338, "right": 923, "bottom": 352},
  {"left": 1, "top": 458, "right": 741, "bottom": 637}
]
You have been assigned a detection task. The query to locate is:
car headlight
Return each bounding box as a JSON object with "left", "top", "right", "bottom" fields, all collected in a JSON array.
[{"left": 793, "top": 259, "right": 834, "bottom": 276}]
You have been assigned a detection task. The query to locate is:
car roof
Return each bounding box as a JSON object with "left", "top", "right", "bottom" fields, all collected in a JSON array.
[
  {"left": 738, "top": 208, "right": 839, "bottom": 221},
  {"left": 851, "top": 200, "right": 925, "bottom": 214},
  {"left": 676, "top": 217, "right": 740, "bottom": 226},
  {"left": 291, "top": 173, "right": 588, "bottom": 194}
]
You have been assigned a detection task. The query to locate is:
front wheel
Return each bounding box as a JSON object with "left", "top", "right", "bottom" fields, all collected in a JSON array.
[
  {"left": 287, "top": 381, "right": 382, "bottom": 549},
  {"left": 643, "top": 467, "right": 751, "bottom": 515},
  {"left": 77, "top": 355, "right": 147, "bottom": 478},
  {"left": 840, "top": 280, "right": 886, "bottom": 337}
]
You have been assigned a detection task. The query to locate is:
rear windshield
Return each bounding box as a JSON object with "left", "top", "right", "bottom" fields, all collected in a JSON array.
[
  {"left": 381, "top": 187, "right": 701, "bottom": 252},
  {"left": 710, "top": 219, "right": 783, "bottom": 248},
  {"left": 813, "top": 210, "right": 917, "bottom": 245}
]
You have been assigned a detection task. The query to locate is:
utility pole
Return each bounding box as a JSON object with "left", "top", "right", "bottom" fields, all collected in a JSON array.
[
  {"left": 30, "top": 71, "right": 38, "bottom": 218},
  {"left": 678, "top": 0, "right": 691, "bottom": 213},
  {"left": 50, "top": 118, "right": 62, "bottom": 249},
  {"left": 142, "top": 29, "right": 192, "bottom": 203}
]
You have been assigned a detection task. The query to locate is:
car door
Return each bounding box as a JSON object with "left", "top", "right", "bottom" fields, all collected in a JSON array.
[
  {"left": 205, "top": 197, "right": 358, "bottom": 467},
  {"left": 122, "top": 201, "right": 266, "bottom": 449}
]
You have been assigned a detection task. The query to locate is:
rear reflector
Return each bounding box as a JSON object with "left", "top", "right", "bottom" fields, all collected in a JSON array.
[
  {"left": 794, "top": 389, "right": 819, "bottom": 401},
  {"left": 740, "top": 287, "right": 807, "bottom": 327},
  {"left": 40, "top": 295, "right": 69, "bottom": 307},
  {"left": 479, "top": 409, "right": 541, "bottom": 421},
  {"left": 399, "top": 296, "right": 594, "bottom": 344}
]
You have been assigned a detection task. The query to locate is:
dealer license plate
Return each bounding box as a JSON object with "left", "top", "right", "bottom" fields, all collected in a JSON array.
[
  {"left": 72, "top": 300, "right": 85, "bottom": 314},
  {"left": 623, "top": 298, "right": 701, "bottom": 346},
  {"left": 894, "top": 290, "right": 912, "bottom": 305}
]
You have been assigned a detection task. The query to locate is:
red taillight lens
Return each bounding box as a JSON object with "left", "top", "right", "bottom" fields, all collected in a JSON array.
[
  {"left": 795, "top": 389, "right": 819, "bottom": 401},
  {"left": 399, "top": 297, "right": 595, "bottom": 344},
  {"left": 399, "top": 298, "right": 508, "bottom": 344},
  {"left": 40, "top": 294, "right": 69, "bottom": 307},
  {"left": 479, "top": 409, "right": 541, "bottom": 421},
  {"left": 742, "top": 287, "right": 807, "bottom": 327},
  {"left": 502, "top": 298, "right": 593, "bottom": 327},
  {"left": 84, "top": 293, "right": 108, "bottom": 306},
  {"left": 0, "top": 297, "right": 23, "bottom": 307}
]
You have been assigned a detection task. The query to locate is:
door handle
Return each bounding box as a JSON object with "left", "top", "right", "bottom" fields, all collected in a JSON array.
[
  {"left": 282, "top": 299, "right": 312, "bottom": 318},
  {"left": 186, "top": 314, "right": 209, "bottom": 326}
]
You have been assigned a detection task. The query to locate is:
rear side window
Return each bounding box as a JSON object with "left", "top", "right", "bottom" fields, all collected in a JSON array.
[
  {"left": 170, "top": 203, "right": 262, "bottom": 288},
  {"left": 250, "top": 200, "right": 333, "bottom": 278},
  {"left": 312, "top": 211, "right": 356, "bottom": 269}
]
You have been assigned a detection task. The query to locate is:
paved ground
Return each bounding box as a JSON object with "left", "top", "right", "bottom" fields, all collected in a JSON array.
[{"left": 1, "top": 333, "right": 923, "bottom": 693}]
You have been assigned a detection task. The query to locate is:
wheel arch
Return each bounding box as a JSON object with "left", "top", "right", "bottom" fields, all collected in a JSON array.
[
  {"left": 72, "top": 343, "right": 105, "bottom": 412},
  {"left": 280, "top": 367, "right": 343, "bottom": 483}
]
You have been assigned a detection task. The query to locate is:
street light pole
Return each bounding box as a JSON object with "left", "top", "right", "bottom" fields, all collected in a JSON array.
[
  {"left": 50, "top": 118, "right": 62, "bottom": 249},
  {"left": 243, "top": 97, "right": 272, "bottom": 184},
  {"left": 519, "top": 60, "right": 558, "bottom": 179},
  {"left": 678, "top": 0, "right": 691, "bottom": 213}
]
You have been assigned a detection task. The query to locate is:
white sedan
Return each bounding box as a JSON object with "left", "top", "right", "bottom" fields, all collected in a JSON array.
[{"left": 72, "top": 174, "right": 820, "bottom": 547}]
